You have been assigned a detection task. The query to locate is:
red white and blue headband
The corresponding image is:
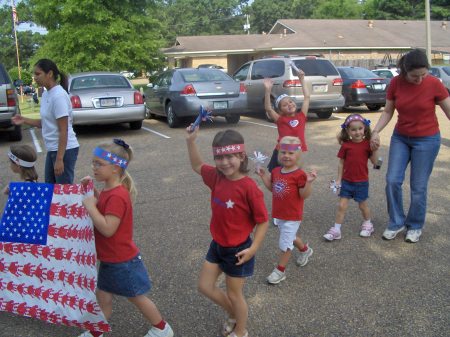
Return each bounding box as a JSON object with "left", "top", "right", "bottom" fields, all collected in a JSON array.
[
  {"left": 93, "top": 147, "right": 128, "bottom": 169},
  {"left": 8, "top": 151, "right": 36, "bottom": 168},
  {"left": 213, "top": 144, "right": 245, "bottom": 156},
  {"left": 279, "top": 143, "right": 301, "bottom": 152},
  {"left": 275, "top": 94, "right": 290, "bottom": 108},
  {"left": 341, "top": 115, "right": 371, "bottom": 129}
]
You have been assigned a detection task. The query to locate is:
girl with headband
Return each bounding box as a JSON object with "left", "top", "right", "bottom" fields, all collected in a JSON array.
[
  {"left": 80, "top": 139, "right": 173, "bottom": 337},
  {"left": 263, "top": 62, "right": 310, "bottom": 172},
  {"left": 257, "top": 136, "right": 317, "bottom": 285},
  {"left": 324, "top": 114, "right": 379, "bottom": 241},
  {"left": 186, "top": 127, "right": 269, "bottom": 337},
  {"left": 4, "top": 145, "right": 38, "bottom": 194}
]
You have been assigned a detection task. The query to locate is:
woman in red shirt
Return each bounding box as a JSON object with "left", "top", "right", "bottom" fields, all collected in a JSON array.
[{"left": 371, "top": 49, "right": 450, "bottom": 243}]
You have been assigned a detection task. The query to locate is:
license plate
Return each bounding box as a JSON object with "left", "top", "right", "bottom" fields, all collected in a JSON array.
[
  {"left": 213, "top": 101, "right": 228, "bottom": 109},
  {"left": 313, "top": 84, "right": 327, "bottom": 93},
  {"left": 372, "top": 84, "right": 386, "bottom": 90},
  {"left": 100, "top": 98, "right": 116, "bottom": 107}
]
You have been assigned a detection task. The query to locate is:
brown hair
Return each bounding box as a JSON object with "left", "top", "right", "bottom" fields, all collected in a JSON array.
[
  {"left": 212, "top": 129, "right": 249, "bottom": 173},
  {"left": 337, "top": 114, "right": 372, "bottom": 144},
  {"left": 9, "top": 144, "right": 38, "bottom": 182},
  {"left": 397, "top": 49, "right": 429, "bottom": 75}
]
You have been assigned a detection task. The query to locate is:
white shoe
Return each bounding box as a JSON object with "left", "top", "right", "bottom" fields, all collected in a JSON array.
[
  {"left": 382, "top": 226, "right": 405, "bottom": 240},
  {"left": 359, "top": 221, "right": 374, "bottom": 237},
  {"left": 144, "top": 323, "right": 174, "bottom": 337},
  {"left": 405, "top": 229, "right": 422, "bottom": 243},
  {"left": 266, "top": 268, "right": 286, "bottom": 284},
  {"left": 296, "top": 246, "right": 313, "bottom": 266}
]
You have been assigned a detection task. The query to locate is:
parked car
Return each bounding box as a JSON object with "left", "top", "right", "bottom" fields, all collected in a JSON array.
[
  {"left": 197, "top": 64, "right": 227, "bottom": 72},
  {"left": 68, "top": 72, "right": 145, "bottom": 130},
  {"left": 232, "top": 55, "right": 344, "bottom": 119},
  {"left": 120, "top": 71, "right": 135, "bottom": 79},
  {"left": 337, "top": 66, "right": 389, "bottom": 111},
  {"left": 0, "top": 63, "right": 22, "bottom": 141},
  {"left": 429, "top": 66, "right": 450, "bottom": 93},
  {"left": 371, "top": 68, "right": 399, "bottom": 84},
  {"left": 144, "top": 68, "right": 246, "bottom": 127}
]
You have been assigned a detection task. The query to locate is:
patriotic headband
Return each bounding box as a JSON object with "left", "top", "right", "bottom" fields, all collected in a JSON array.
[
  {"left": 275, "top": 94, "right": 290, "bottom": 108},
  {"left": 279, "top": 143, "right": 301, "bottom": 152},
  {"left": 93, "top": 147, "right": 128, "bottom": 169},
  {"left": 213, "top": 144, "right": 245, "bottom": 156},
  {"left": 8, "top": 151, "right": 36, "bottom": 168},
  {"left": 341, "top": 115, "right": 371, "bottom": 129}
]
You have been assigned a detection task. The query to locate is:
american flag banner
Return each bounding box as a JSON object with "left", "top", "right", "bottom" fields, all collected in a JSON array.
[{"left": 0, "top": 182, "right": 110, "bottom": 333}]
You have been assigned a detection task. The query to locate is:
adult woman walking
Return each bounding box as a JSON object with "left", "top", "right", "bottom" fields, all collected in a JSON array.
[
  {"left": 12, "top": 59, "right": 79, "bottom": 184},
  {"left": 371, "top": 49, "right": 450, "bottom": 243}
]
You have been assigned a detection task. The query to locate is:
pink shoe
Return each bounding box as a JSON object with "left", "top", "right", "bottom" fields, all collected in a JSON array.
[
  {"left": 360, "top": 221, "right": 374, "bottom": 237},
  {"left": 323, "top": 227, "right": 342, "bottom": 241}
]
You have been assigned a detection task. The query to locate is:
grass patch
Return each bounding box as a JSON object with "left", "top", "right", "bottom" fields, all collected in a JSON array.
[{"left": 19, "top": 96, "right": 40, "bottom": 119}]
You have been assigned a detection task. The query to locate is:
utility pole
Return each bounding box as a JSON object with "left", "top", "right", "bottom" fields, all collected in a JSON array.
[
  {"left": 425, "top": 0, "right": 432, "bottom": 64},
  {"left": 11, "top": 0, "right": 23, "bottom": 100},
  {"left": 244, "top": 14, "right": 250, "bottom": 35}
]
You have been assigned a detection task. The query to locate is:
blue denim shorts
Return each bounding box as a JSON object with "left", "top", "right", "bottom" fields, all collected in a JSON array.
[
  {"left": 206, "top": 237, "right": 255, "bottom": 278},
  {"left": 97, "top": 253, "right": 152, "bottom": 297},
  {"left": 339, "top": 179, "right": 369, "bottom": 202}
]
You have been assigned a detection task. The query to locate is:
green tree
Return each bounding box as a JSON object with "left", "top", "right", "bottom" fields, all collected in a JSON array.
[
  {"left": 248, "top": 0, "right": 296, "bottom": 33},
  {"left": 312, "top": 0, "right": 363, "bottom": 19},
  {"left": 8, "top": 66, "right": 33, "bottom": 85},
  {"left": 29, "top": 0, "right": 166, "bottom": 73}
]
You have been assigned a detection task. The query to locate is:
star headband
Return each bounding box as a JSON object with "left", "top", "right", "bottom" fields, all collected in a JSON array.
[
  {"left": 279, "top": 143, "right": 301, "bottom": 152},
  {"left": 93, "top": 147, "right": 128, "bottom": 169},
  {"left": 8, "top": 151, "right": 36, "bottom": 168},
  {"left": 341, "top": 115, "right": 371, "bottom": 129},
  {"left": 213, "top": 144, "right": 245, "bottom": 156},
  {"left": 275, "top": 94, "right": 290, "bottom": 108}
]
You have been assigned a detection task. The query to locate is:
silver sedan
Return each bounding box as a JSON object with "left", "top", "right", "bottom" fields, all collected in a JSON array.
[{"left": 68, "top": 72, "right": 145, "bottom": 130}]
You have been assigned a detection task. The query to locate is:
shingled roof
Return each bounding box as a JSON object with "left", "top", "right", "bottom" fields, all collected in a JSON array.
[{"left": 163, "top": 19, "right": 450, "bottom": 55}]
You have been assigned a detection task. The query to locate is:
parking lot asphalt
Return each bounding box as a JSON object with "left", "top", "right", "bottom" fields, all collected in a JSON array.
[{"left": 0, "top": 108, "right": 449, "bottom": 337}]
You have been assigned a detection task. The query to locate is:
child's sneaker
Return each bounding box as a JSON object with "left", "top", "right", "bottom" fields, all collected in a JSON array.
[
  {"left": 323, "top": 227, "right": 341, "bottom": 241},
  {"left": 77, "top": 332, "right": 102, "bottom": 337},
  {"left": 144, "top": 323, "right": 174, "bottom": 337},
  {"left": 359, "top": 221, "right": 374, "bottom": 237},
  {"left": 296, "top": 246, "right": 313, "bottom": 266},
  {"left": 228, "top": 331, "right": 248, "bottom": 337},
  {"left": 222, "top": 318, "right": 236, "bottom": 336},
  {"left": 266, "top": 268, "right": 286, "bottom": 284}
]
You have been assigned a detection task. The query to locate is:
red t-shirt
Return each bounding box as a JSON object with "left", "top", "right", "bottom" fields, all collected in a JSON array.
[
  {"left": 201, "top": 165, "right": 268, "bottom": 247},
  {"left": 276, "top": 111, "right": 308, "bottom": 151},
  {"left": 337, "top": 140, "right": 372, "bottom": 183},
  {"left": 95, "top": 185, "right": 139, "bottom": 263},
  {"left": 271, "top": 167, "right": 307, "bottom": 221},
  {"left": 387, "top": 75, "right": 449, "bottom": 137}
]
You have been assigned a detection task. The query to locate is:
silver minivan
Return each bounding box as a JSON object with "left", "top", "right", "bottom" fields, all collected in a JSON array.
[
  {"left": 0, "top": 63, "right": 22, "bottom": 141},
  {"left": 233, "top": 55, "right": 345, "bottom": 119}
]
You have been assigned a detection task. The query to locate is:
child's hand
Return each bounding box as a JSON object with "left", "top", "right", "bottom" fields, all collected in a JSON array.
[
  {"left": 2, "top": 185, "right": 9, "bottom": 195},
  {"left": 306, "top": 169, "right": 317, "bottom": 182},
  {"left": 82, "top": 195, "right": 97, "bottom": 210},
  {"left": 235, "top": 247, "right": 256, "bottom": 265},
  {"left": 186, "top": 124, "right": 199, "bottom": 140},
  {"left": 263, "top": 78, "right": 273, "bottom": 91},
  {"left": 80, "top": 176, "right": 93, "bottom": 186},
  {"left": 255, "top": 166, "right": 266, "bottom": 177}
]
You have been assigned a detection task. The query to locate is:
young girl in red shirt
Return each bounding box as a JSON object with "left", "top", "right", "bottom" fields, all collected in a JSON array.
[
  {"left": 324, "top": 114, "right": 379, "bottom": 241},
  {"left": 186, "top": 127, "right": 269, "bottom": 337},
  {"left": 80, "top": 139, "right": 173, "bottom": 337},
  {"left": 257, "top": 136, "right": 317, "bottom": 285}
]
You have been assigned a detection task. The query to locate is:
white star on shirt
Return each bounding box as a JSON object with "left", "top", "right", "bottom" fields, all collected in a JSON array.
[{"left": 226, "top": 199, "right": 235, "bottom": 209}]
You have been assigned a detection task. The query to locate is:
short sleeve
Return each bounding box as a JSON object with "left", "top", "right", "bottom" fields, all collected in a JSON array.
[
  {"left": 247, "top": 183, "right": 269, "bottom": 224},
  {"left": 103, "top": 194, "right": 126, "bottom": 219},
  {"left": 386, "top": 76, "right": 398, "bottom": 101},
  {"left": 435, "top": 79, "right": 449, "bottom": 102},
  {"left": 201, "top": 164, "right": 218, "bottom": 190},
  {"left": 52, "top": 94, "right": 70, "bottom": 119},
  {"left": 337, "top": 143, "right": 347, "bottom": 159},
  {"left": 297, "top": 170, "right": 307, "bottom": 189}
]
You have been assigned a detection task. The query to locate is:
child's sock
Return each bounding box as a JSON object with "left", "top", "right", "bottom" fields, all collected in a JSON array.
[
  {"left": 334, "top": 223, "right": 342, "bottom": 231},
  {"left": 153, "top": 320, "right": 166, "bottom": 330},
  {"left": 362, "top": 219, "right": 372, "bottom": 225},
  {"left": 277, "top": 265, "right": 286, "bottom": 272},
  {"left": 299, "top": 244, "right": 309, "bottom": 252}
]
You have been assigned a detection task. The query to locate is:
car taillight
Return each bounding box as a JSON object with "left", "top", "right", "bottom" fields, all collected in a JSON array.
[
  {"left": 70, "top": 95, "right": 82, "bottom": 108},
  {"left": 351, "top": 80, "right": 366, "bottom": 89},
  {"left": 180, "top": 84, "right": 196, "bottom": 96},
  {"left": 283, "top": 80, "right": 302, "bottom": 87},
  {"left": 134, "top": 91, "right": 144, "bottom": 104},
  {"left": 6, "top": 89, "right": 16, "bottom": 107},
  {"left": 333, "top": 78, "right": 343, "bottom": 86},
  {"left": 239, "top": 83, "right": 247, "bottom": 94}
]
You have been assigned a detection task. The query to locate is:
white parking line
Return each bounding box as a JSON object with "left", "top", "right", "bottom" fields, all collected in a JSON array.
[
  {"left": 240, "top": 120, "right": 277, "bottom": 129},
  {"left": 29, "top": 128, "right": 43, "bottom": 153},
  {"left": 142, "top": 126, "right": 171, "bottom": 139},
  {"left": 332, "top": 114, "right": 346, "bottom": 120}
]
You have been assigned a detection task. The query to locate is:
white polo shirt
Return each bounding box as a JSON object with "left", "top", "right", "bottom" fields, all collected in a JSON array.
[{"left": 40, "top": 85, "right": 79, "bottom": 151}]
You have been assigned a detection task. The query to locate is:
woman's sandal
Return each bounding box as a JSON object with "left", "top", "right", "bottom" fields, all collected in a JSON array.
[{"left": 222, "top": 318, "right": 236, "bottom": 336}]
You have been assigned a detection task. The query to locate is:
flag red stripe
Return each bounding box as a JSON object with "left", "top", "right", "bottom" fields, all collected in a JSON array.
[{"left": 47, "top": 223, "right": 95, "bottom": 242}]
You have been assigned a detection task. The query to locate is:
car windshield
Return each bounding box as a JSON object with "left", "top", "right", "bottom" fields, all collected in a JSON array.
[
  {"left": 70, "top": 75, "right": 131, "bottom": 90},
  {"left": 429, "top": 68, "right": 440, "bottom": 77},
  {"left": 339, "top": 67, "right": 378, "bottom": 78},
  {"left": 294, "top": 59, "right": 339, "bottom": 76},
  {"left": 181, "top": 70, "right": 231, "bottom": 82}
]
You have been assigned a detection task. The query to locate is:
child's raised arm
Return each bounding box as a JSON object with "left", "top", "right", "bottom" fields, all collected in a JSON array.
[
  {"left": 256, "top": 167, "right": 272, "bottom": 191},
  {"left": 185, "top": 125, "right": 204, "bottom": 175},
  {"left": 297, "top": 68, "right": 310, "bottom": 115},
  {"left": 263, "top": 78, "right": 280, "bottom": 122}
]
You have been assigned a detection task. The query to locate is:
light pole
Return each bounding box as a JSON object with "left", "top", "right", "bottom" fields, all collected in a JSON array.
[{"left": 425, "top": 0, "right": 432, "bottom": 64}]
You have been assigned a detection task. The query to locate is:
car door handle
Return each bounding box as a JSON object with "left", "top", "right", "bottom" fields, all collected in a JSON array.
[{"left": 245, "top": 82, "right": 252, "bottom": 86}]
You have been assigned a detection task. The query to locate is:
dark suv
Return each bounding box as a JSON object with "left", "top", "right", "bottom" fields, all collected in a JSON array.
[
  {"left": 0, "top": 63, "right": 22, "bottom": 141},
  {"left": 233, "top": 55, "right": 345, "bottom": 119}
]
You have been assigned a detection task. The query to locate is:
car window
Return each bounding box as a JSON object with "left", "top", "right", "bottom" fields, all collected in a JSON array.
[
  {"left": 442, "top": 67, "right": 450, "bottom": 76},
  {"left": 251, "top": 60, "right": 284, "bottom": 80},
  {"left": 338, "top": 67, "right": 378, "bottom": 78},
  {"left": 0, "top": 65, "right": 11, "bottom": 85},
  {"left": 181, "top": 70, "right": 230, "bottom": 82},
  {"left": 429, "top": 68, "right": 440, "bottom": 78},
  {"left": 374, "top": 70, "right": 393, "bottom": 78},
  {"left": 294, "top": 59, "right": 339, "bottom": 76},
  {"left": 71, "top": 75, "right": 131, "bottom": 90},
  {"left": 233, "top": 63, "right": 250, "bottom": 81}
]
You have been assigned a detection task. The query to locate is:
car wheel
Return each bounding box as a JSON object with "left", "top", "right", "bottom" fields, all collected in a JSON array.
[
  {"left": 225, "top": 114, "right": 240, "bottom": 124},
  {"left": 316, "top": 110, "right": 333, "bottom": 119},
  {"left": 166, "top": 102, "right": 179, "bottom": 128},
  {"left": 366, "top": 104, "right": 382, "bottom": 111},
  {"left": 9, "top": 125, "right": 22, "bottom": 141},
  {"left": 129, "top": 120, "right": 143, "bottom": 130}
]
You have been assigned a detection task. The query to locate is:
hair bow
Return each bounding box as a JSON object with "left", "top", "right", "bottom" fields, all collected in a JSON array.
[{"left": 113, "top": 138, "right": 129, "bottom": 149}]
